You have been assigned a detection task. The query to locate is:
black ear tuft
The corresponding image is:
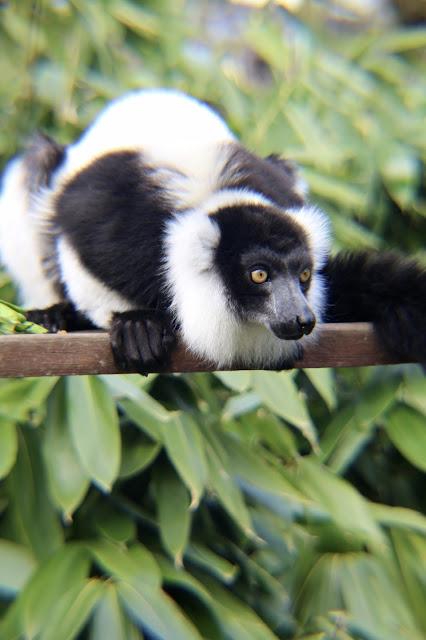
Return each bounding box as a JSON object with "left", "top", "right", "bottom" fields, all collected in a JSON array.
[
  {"left": 220, "top": 143, "right": 306, "bottom": 209},
  {"left": 265, "top": 154, "right": 308, "bottom": 199},
  {"left": 23, "top": 132, "right": 66, "bottom": 193}
]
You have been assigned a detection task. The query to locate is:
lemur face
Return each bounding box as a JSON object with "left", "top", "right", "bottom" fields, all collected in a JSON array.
[{"left": 213, "top": 204, "right": 316, "bottom": 340}]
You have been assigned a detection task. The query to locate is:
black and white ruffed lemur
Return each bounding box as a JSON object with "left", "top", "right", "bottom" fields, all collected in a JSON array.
[{"left": 0, "top": 89, "right": 425, "bottom": 371}]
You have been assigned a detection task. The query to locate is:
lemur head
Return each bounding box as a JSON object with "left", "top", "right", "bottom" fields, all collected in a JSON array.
[{"left": 212, "top": 203, "right": 316, "bottom": 340}]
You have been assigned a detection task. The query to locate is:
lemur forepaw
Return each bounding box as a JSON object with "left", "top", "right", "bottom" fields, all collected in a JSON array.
[
  {"left": 26, "top": 302, "right": 96, "bottom": 332},
  {"left": 26, "top": 303, "right": 71, "bottom": 333},
  {"left": 110, "top": 310, "right": 176, "bottom": 374}
]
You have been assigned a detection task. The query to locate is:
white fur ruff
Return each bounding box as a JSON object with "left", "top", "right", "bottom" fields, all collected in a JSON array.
[{"left": 287, "top": 204, "right": 331, "bottom": 322}]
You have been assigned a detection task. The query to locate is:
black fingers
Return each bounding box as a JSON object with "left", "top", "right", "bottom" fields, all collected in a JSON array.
[
  {"left": 110, "top": 310, "right": 176, "bottom": 374},
  {"left": 26, "top": 302, "right": 96, "bottom": 333}
]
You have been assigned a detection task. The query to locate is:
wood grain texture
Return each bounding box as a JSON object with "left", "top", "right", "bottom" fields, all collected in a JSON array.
[{"left": 0, "top": 323, "right": 410, "bottom": 378}]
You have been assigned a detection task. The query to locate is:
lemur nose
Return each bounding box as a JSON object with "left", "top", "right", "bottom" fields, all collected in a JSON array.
[{"left": 297, "top": 314, "right": 316, "bottom": 336}]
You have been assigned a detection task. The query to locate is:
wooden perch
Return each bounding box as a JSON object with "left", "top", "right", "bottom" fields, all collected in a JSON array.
[{"left": 0, "top": 323, "right": 412, "bottom": 378}]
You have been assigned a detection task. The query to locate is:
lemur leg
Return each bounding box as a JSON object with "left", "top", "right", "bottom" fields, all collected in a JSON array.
[
  {"left": 26, "top": 302, "right": 96, "bottom": 333},
  {"left": 110, "top": 310, "right": 176, "bottom": 374}
]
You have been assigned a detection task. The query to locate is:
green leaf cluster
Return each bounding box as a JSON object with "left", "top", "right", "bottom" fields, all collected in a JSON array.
[
  {"left": 0, "top": 368, "right": 425, "bottom": 639},
  {"left": 0, "top": 300, "right": 47, "bottom": 335},
  {"left": 0, "top": 2, "right": 425, "bottom": 639}
]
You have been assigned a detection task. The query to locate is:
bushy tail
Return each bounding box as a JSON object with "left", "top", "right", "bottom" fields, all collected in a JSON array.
[{"left": 322, "top": 251, "right": 426, "bottom": 362}]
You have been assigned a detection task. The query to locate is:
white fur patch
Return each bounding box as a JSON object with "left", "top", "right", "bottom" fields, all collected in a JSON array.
[
  {"left": 203, "top": 188, "right": 272, "bottom": 215},
  {"left": 287, "top": 204, "right": 331, "bottom": 265},
  {"left": 287, "top": 204, "right": 331, "bottom": 321},
  {"left": 0, "top": 158, "right": 60, "bottom": 308},
  {"left": 52, "top": 89, "right": 236, "bottom": 211},
  {"left": 57, "top": 237, "right": 134, "bottom": 328}
]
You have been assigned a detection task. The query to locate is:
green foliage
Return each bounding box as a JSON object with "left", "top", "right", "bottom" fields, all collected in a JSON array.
[
  {"left": 0, "top": 368, "right": 425, "bottom": 639},
  {"left": 0, "top": 1, "right": 425, "bottom": 639},
  {"left": 0, "top": 300, "right": 47, "bottom": 335}
]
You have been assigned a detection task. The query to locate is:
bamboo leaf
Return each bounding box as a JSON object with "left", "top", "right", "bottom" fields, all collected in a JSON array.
[
  {"left": 66, "top": 376, "right": 121, "bottom": 491},
  {"left": 206, "top": 443, "right": 255, "bottom": 538},
  {"left": 186, "top": 543, "right": 238, "bottom": 584},
  {"left": 99, "top": 373, "right": 157, "bottom": 398},
  {"left": 221, "top": 434, "right": 316, "bottom": 520},
  {"left": 119, "top": 394, "right": 170, "bottom": 442},
  {"left": 240, "top": 412, "right": 298, "bottom": 460},
  {"left": 94, "top": 505, "right": 136, "bottom": 544},
  {"left": 286, "top": 458, "right": 385, "bottom": 548},
  {"left": 304, "top": 368, "right": 336, "bottom": 410},
  {"left": 198, "top": 576, "right": 280, "bottom": 640},
  {"left": 90, "top": 583, "right": 128, "bottom": 640},
  {"left": 153, "top": 462, "right": 191, "bottom": 566},
  {"left": 6, "top": 429, "right": 63, "bottom": 560},
  {"left": 21, "top": 545, "right": 91, "bottom": 639},
  {"left": 400, "top": 374, "right": 426, "bottom": 414},
  {"left": 371, "top": 28, "right": 426, "bottom": 53},
  {"left": 119, "top": 438, "right": 161, "bottom": 479},
  {"left": 43, "top": 380, "right": 89, "bottom": 518},
  {"left": 0, "top": 539, "right": 36, "bottom": 596},
  {"left": 321, "top": 377, "right": 399, "bottom": 469},
  {"left": 223, "top": 391, "right": 261, "bottom": 420},
  {"left": 0, "top": 377, "right": 58, "bottom": 421},
  {"left": 214, "top": 371, "right": 252, "bottom": 392},
  {"left": 0, "top": 417, "right": 17, "bottom": 479},
  {"left": 156, "top": 556, "right": 226, "bottom": 640},
  {"left": 252, "top": 371, "right": 317, "bottom": 449},
  {"left": 386, "top": 405, "right": 426, "bottom": 471},
  {"left": 302, "top": 169, "right": 367, "bottom": 210},
  {"left": 118, "top": 582, "right": 203, "bottom": 640},
  {"left": 90, "top": 541, "right": 161, "bottom": 592},
  {"left": 370, "top": 504, "right": 426, "bottom": 536},
  {"left": 162, "top": 413, "right": 208, "bottom": 508},
  {"left": 111, "top": 0, "right": 160, "bottom": 38},
  {"left": 40, "top": 579, "right": 105, "bottom": 640},
  {"left": 391, "top": 530, "right": 426, "bottom": 634}
]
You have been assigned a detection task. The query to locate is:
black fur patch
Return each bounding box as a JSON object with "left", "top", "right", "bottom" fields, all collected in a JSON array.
[
  {"left": 55, "top": 151, "right": 176, "bottom": 310},
  {"left": 323, "top": 251, "right": 426, "bottom": 361},
  {"left": 213, "top": 204, "right": 311, "bottom": 316},
  {"left": 219, "top": 144, "right": 305, "bottom": 210}
]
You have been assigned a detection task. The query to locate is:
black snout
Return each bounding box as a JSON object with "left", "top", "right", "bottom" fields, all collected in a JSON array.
[
  {"left": 268, "top": 276, "right": 316, "bottom": 341},
  {"left": 270, "top": 312, "right": 316, "bottom": 341},
  {"left": 297, "top": 313, "right": 315, "bottom": 336}
]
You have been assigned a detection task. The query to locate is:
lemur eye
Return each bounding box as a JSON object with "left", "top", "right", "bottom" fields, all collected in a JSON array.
[
  {"left": 300, "top": 268, "right": 311, "bottom": 284},
  {"left": 250, "top": 268, "right": 269, "bottom": 284}
]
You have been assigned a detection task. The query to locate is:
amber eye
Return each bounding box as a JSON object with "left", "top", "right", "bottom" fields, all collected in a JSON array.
[
  {"left": 299, "top": 268, "right": 311, "bottom": 284},
  {"left": 250, "top": 268, "right": 269, "bottom": 284}
]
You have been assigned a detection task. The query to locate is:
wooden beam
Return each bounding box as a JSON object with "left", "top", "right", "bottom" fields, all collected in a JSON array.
[{"left": 0, "top": 323, "right": 410, "bottom": 378}]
